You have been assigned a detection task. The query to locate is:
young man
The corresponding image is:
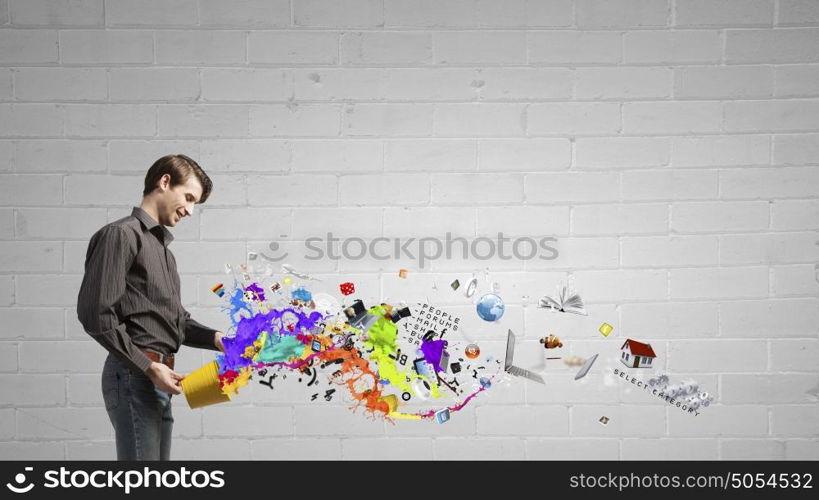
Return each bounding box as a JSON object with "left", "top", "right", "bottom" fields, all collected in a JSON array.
[{"left": 77, "top": 155, "right": 225, "bottom": 461}]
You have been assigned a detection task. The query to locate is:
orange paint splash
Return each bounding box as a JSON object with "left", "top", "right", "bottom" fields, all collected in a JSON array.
[{"left": 319, "top": 347, "right": 392, "bottom": 420}]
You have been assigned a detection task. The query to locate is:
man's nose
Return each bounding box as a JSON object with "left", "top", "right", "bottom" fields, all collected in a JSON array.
[{"left": 185, "top": 203, "right": 194, "bottom": 217}]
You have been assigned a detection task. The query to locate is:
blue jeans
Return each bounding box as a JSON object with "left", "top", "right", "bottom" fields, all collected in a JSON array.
[{"left": 101, "top": 353, "right": 174, "bottom": 460}]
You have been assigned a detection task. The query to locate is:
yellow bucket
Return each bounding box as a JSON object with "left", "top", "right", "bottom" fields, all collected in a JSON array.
[{"left": 180, "top": 361, "right": 232, "bottom": 409}]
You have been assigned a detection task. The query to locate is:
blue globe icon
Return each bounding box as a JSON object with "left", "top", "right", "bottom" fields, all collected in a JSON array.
[{"left": 476, "top": 293, "right": 505, "bottom": 322}]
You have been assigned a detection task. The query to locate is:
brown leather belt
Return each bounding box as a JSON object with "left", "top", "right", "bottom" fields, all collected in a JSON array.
[{"left": 141, "top": 350, "right": 175, "bottom": 370}]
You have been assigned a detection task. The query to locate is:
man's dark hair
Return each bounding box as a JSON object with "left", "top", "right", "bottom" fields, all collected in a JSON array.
[{"left": 143, "top": 154, "right": 213, "bottom": 203}]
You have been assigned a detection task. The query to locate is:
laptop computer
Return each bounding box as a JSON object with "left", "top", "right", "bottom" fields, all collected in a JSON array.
[
  {"left": 505, "top": 330, "right": 545, "bottom": 384},
  {"left": 344, "top": 300, "right": 379, "bottom": 333},
  {"left": 574, "top": 353, "right": 598, "bottom": 380}
]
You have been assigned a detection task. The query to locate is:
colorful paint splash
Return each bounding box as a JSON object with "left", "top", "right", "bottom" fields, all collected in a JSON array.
[{"left": 211, "top": 268, "right": 501, "bottom": 423}]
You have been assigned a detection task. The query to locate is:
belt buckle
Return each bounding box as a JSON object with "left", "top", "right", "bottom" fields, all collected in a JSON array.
[{"left": 145, "top": 349, "right": 172, "bottom": 366}]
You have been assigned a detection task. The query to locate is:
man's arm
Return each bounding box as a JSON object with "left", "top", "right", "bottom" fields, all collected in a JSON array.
[
  {"left": 76, "top": 225, "right": 153, "bottom": 374},
  {"left": 181, "top": 308, "right": 224, "bottom": 351}
]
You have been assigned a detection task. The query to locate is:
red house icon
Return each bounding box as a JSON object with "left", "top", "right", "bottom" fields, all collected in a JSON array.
[{"left": 620, "top": 339, "right": 657, "bottom": 368}]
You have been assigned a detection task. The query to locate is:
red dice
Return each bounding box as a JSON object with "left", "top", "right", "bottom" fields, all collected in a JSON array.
[{"left": 339, "top": 282, "right": 355, "bottom": 295}]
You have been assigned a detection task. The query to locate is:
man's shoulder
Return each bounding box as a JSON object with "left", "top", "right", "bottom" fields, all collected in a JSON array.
[
  {"left": 92, "top": 216, "right": 142, "bottom": 243},
  {"left": 109, "top": 214, "right": 142, "bottom": 231}
]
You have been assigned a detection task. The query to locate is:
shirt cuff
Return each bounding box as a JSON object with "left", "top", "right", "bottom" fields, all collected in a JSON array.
[{"left": 132, "top": 350, "right": 154, "bottom": 374}]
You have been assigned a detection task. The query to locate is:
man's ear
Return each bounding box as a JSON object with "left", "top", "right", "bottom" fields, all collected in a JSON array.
[{"left": 158, "top": 173, "right": 171, "bottom": 191}]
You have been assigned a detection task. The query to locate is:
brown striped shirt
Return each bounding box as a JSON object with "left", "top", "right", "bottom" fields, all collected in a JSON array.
[{"left": 77, "top": 207, "right": 218, "bottom": 374}]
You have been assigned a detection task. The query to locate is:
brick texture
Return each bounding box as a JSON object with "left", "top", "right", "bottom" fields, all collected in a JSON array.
[{"left": 0, "top": 0, "right": 816, "bottom": 460}]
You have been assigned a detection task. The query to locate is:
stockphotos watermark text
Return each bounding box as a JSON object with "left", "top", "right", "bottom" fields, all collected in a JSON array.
[
  {"left": 259, "top": 233, "right": 559, "bottom": 268},
  {"left": 5, "top": 466, "right": 224, "bottom": 495}
]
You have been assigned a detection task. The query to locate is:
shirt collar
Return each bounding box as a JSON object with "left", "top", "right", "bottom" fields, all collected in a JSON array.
[{"left": 132, "top": 207, "right": 174, "bottom": 244}]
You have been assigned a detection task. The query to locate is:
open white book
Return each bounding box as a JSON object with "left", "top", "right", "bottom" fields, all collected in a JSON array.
[{"left": 539, "top": 284, "right": 588, "bottom": 316}]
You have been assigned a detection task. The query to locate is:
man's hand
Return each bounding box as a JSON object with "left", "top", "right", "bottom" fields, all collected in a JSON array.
[
  {"left": 145, "top": 362, "right": 184, "bottom": 395},
  {"left": 214, "top": 331, "right": 225, "bottom": 352}
]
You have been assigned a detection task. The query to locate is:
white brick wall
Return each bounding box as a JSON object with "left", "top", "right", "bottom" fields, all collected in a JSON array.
[{"left": 0, "top": 0, "right": 816, "bottom": 460}]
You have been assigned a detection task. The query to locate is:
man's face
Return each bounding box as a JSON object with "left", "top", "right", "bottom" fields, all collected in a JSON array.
[{"left": 156, "top": 174, "right": 203, "bottom": 227}]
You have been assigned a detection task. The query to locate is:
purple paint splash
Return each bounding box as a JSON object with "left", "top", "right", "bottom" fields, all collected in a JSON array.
[
  {"left": 420, "top": 339, "right": 448, "bottom": 373},
  {"left": 219, "top": 307, "right": 324, "bottom": 372},
  {"left": 245, "top": 282, "right": 266, "bottom": 302}
]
